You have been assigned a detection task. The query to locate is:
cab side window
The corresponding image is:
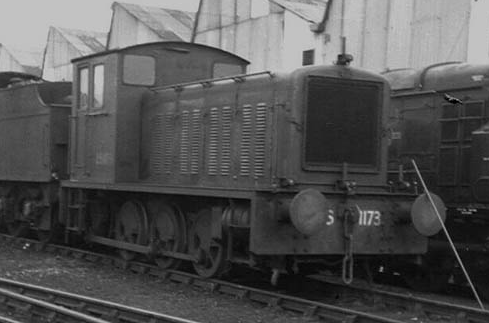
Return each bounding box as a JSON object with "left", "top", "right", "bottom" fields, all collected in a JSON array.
[
  {"left": 123, "top": 55, "right": 155, "bottom": 86},
  {"left": 213, "top": 63, "right": 244, "bottom": 78},
  {"left": 93, "top": 64, "right": 104, "bottom": 109},
  {"left": 78, "top": 67, "right": 89, "bottom": 110}
]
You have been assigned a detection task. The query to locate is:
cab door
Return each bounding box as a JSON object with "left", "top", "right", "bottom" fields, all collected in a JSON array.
[
  {"left": 71, "top": 61, "right": 112, "bottom": 182},
  {"left": 71, "top": 65, "right": 89, "bottom": 179}
]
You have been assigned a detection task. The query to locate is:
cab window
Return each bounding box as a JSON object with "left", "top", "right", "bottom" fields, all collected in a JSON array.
[
  {"left": 93, "top": 64, "right": 104, "bottom": 108},
  {"left": 78, "top": 67, "right": 89, "bottom": 110},
  {"left": 213, "top": 63, "right": 244, "bottom": 78},
  {"left": 123, "top": 55, "right": 155, "bottom": 86}
]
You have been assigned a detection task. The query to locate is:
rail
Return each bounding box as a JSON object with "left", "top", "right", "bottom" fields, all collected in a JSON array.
[
  {"left": 0, "top": 315, "right": 24, "bottom": 323},
  {"left": 310, "top": 275, "right": 489, "bottom": 323},
  {"left": 0, "top": 277, "right": 201, "bottom": 323},
  {"left": 0, "top": 286, "right": 109, "bottom": 323}
]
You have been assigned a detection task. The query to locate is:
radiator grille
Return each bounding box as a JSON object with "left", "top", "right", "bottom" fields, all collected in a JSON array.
[{"left": 305, "top": 76, "right": 380, "bottom": 168}]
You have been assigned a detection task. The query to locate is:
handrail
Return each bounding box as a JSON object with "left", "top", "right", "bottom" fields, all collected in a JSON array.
[{"left": 150, "top": 71, "right": 275, "bottom": 93}]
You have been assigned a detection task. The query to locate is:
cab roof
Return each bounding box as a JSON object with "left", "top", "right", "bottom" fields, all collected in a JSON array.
[{"left": 72, "top": 41, "right": 250, "bottom": 66}]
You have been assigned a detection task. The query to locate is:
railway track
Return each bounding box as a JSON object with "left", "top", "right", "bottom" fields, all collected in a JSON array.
[
  {"left": 0, "top": 315, "right": 24, "bottom": 323},
  {"left": 0, "top": 285, "right": 110, "bottom": 323},
  {"left": 1, "top": 233, "right": 488, "bottom": 323},
  {"left": 0, "top": 279, "right": 201, "bottom": 323},
  {"left": 307, "top": 274, "right": 489, "bottom": 323}
]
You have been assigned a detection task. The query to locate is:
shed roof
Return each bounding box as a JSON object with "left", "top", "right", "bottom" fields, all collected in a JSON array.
[
  {"left": 53, "top": 27, "right": 107, "bottom": 56},
  {"left": 271, "top": 0, "right": 328, "bottom": 23},
  {"left": 0, "top": 44, "right": 43, "bottom": 76},
  {"left": 112, "top": 2, "right": 195, "bottom": 41}
]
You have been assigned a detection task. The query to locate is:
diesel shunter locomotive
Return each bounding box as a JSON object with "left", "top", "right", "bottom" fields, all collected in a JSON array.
[{"left": 0, "top": 42, "right": 443, "bottom": 283}]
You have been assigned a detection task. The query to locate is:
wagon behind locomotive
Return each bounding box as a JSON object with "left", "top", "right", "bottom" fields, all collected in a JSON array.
[
  {"left": 384, "top": 63, "right": 489, "bottom": 294},
  {"left": 60, "top": 42, "right": 442, "bottom": 279},
  {"left": 0, "top": 72, "right": 71, "bottom": 237}
]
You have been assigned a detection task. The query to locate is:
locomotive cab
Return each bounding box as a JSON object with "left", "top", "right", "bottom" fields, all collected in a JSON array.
[{"left": 69, "top": 42, "right": 248, "bottom": 184}]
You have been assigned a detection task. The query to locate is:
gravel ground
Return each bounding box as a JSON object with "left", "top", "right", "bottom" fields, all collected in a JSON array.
[{"left": 0, "top": 242, "right": 320, "bottom": 323}]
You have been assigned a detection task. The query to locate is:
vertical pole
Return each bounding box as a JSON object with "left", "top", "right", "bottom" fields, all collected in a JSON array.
[
  {"left": 411, "top": 160, "right": 485, "bottom": 310},
  {"left": 190, "top": 0, "right": 203, "bottom": 43}
]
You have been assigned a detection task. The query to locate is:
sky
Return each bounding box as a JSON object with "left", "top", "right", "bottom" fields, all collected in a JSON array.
[{"left": 0, "top": 0, "right": 199, "bottom": 52}]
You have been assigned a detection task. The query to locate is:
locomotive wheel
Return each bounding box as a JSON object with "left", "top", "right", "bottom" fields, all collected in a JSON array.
[
  {"left": 114, "top": 200, "right": 149, "bottom": 261},
  {"left": 189, "top": 209, "right": 227, "bottom": 278},
  {"left": 147, "top": 200, "right": 186, "bottom": 269}
]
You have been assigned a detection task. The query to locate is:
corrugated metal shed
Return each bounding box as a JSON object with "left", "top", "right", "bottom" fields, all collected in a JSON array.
[
  {"left": 194, "top": 0, "right": 328, "bottom": 72},
  {"left": 0, "top": 44, "right": 42, "bottom": 76},
  {"left": 107, "top": 2, "right": 195, "bottom": 49},
  {"left": 56, "top": 27, "right": 107, "bottom": 56},
  {"left": 42, "top": 27, "right": 107, "bottom": 81},
  {"left": 194, "top": 0, "right": 475, "bottom": 72},
  {"left": 271, "top": 0, "right": 327, "bottom": 23}
]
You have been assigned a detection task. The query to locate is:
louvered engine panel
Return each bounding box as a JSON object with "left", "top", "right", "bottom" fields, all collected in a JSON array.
[
  {"left": 179, "top": 109, "right": 202, "bottom": 175},
  {"left": 190, "top": 109, "right": 201, "bottom": 174},
  {"left": 150, "top": 103, "right": 269, "bottom": 184},
  {"left": 254, "top": 103, "right": 267, "bottom": 178},
  {"left": 150, "top": 114, "right": 165, "bottom": 175},
  {"left": 150, "top": 113, "right": 176, "bottom": 177},
  {"left": 208, "top": 106, "right": 233, "bottom": 177},
  {"left": 239, "top": 103, "right": 268, "bottom": 178},
  {"left": 240, "top": 105, "right": 253, "bottom": 176},
  {"left": 221, "top": 107, "right": 232, "bottom": 176},
  {"left": 163, "top": 113, "right": 174, "bottom": 174},
  {"left": 180, "top": 111, "right": 190, "bottom": 174},
  {"left": 208, "top": 107, "right": 219, "bottom": 176}
]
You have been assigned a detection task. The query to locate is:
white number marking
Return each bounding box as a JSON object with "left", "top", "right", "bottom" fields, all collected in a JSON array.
[
  {"left": 325, "top": 209, "right": 335, "bottom": 226},
  {"left": 358, "top": 210, "right": 382, "bottom": 226}
]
